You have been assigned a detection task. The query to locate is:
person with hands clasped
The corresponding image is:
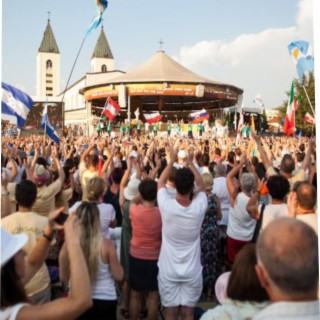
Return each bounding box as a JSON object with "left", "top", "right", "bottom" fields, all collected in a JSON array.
[
  {"left": 157, "top": 143, "right": 208, "bottom": 320},
  {"left": 1, "top": 207, "right": 92, "bottom": 320},
  {"left": 226, "top": 153, "right": 257, "bottom": 265}
]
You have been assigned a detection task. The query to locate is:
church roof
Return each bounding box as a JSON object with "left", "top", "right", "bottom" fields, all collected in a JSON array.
[
  {"left": 91, "top": 27, "right": 114, "bottom": 59},
  {"left": 38, "top": 20, "right": 60, "bottom": 53},
  {"left": 109, "top": 51, "right": 241, "bottom": 92}
]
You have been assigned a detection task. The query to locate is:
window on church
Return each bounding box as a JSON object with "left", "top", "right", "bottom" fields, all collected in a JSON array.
[
  {"left": 101, "top": 64, "right": 107, "bottom": 72},
  {"left": 46, "top": 60, "right": 53, "bottom": 69}
]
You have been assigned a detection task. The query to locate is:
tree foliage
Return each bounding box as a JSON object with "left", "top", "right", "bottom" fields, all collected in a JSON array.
[{"left": 277, "top": 71, "right": 315, "bottom": 134}]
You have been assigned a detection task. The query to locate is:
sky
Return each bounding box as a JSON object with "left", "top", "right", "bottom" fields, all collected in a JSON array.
[{"left": 1, "top": 0, "right": 315, "bottom": 110}]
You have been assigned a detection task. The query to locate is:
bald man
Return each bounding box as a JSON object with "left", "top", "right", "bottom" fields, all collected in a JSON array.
[{"left": 254, "top": 218, "right": 319, "bottom": 319}]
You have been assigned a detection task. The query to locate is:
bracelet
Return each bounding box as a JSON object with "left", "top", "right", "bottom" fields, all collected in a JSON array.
[
  {"left": 42, "top": 233, "right": 53, "bottom": 242},
  {"left": 1, "top": 191, "right": 10, "bottom": 196},
  {"left": 254, "top": 189, "right": 260, "bottom": 194}
]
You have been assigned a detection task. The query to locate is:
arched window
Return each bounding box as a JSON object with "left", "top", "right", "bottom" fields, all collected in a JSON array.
[
  {"left": 46, "top": 60, "right": 52, "bottom": 69},
  {"left": 101, "top": 64, "right": 107, "bottom": 72}
]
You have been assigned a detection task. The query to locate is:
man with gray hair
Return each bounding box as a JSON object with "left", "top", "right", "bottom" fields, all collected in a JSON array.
[{"left": 254, "top": 218, "right": 319, "bottom": 319}]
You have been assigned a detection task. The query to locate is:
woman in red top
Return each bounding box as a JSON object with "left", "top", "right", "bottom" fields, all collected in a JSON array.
[{"left": 129, "top": 179, "right": 162, "bottom": 320}]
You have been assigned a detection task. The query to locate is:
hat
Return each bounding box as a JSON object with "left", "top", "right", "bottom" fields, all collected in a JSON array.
[
  {"left": 129, "top": 150, "right": 138, "bottom": 158},
  {"left": 178, "top": 150, "right": 187, "bottom": 159},
  {"left": 215, "top": 271, "right": 231, "bottom": 304},
  {"left": 1, "top": 228, "right": 27, "bottom": 268},
  {"left": 124, "top": 178, "right": 140, "bottom": 200},
  {"left": 33, "top": 164, "right": 50, "bottom": 184}
]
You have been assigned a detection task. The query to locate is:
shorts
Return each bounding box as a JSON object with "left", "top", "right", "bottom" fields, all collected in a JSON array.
[
  {"left": 158, "top": 272, "right": 202, "bottom": 307},
  {"left": 129, "top": 255, "right": 159, "bottom": 292}
]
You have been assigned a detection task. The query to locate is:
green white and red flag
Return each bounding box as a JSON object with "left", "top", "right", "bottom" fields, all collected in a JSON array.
[{"left": 283, "top": 82, "right": 298, "bottom": 136}]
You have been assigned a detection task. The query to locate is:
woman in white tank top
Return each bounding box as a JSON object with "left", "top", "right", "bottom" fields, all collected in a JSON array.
[{"left": 60, "top": 202, "right": 123, "bottom": 320}]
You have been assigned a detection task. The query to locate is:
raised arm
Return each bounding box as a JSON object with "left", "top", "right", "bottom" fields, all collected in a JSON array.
[
  {"left": 227, "top": 153, "right": 246, "bottom": 205},
  {"left": 158, "top": 143, "right": 177, "bottom": 190},
  {"left": 252, "top": 132, "right": 273, "bottom": 170},
  {"left": 187, "top": 147, "right": 206, "bottom": 193},
  {"left": 18, "top": 213, "right": 92, "bottom": 320},
  {"left": 300, "top": 137, "right": 314, "bottom": 171}
]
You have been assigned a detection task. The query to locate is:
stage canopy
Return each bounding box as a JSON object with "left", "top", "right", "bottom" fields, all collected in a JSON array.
[{"left": 80, "top": 51, "right": 243, "bottom": 119}]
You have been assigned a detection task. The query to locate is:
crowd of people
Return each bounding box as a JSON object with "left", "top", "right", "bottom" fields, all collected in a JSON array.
[{"left": 0, "top": 126, "right": 318, "bottom": 320}]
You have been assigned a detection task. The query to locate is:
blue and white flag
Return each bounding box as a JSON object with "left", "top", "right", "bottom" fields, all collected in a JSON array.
[
  {"left": 1, "top": 82, "right": 33, "bottom": 128},
  {"left": 288, "top": 41, "right": 314, "bottom": 80},
  {"left": 41, "top": 104, "right": 60, "bottom": 145},
  {"left": 86, "top": 0, "right": 108, "bottom": 36}
]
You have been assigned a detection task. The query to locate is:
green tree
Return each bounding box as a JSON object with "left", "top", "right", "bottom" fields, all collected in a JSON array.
[{"left": 277, "top": 71, "right": 315, "bottom": 134}]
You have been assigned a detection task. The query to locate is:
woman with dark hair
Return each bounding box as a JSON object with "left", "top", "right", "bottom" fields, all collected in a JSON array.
[
  {"left": 200, "top": 173, "right": 222, "bottom": 301},
  {"left": 59, "top": 202, "right": 123, "bottom": 320},
  {"left": 0, "top": 209, "right": 92, "bottom": 319},
  {"left": 128, "top": 179, "right": 162, "bottom": 320},
  {"left": 200, "top": 244, "right": 269, "bottom": 319}
]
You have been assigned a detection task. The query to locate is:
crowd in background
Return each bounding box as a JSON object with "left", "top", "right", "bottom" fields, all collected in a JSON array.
[{"left": 1, "top": 127, "right": 318, "bottom": 320}]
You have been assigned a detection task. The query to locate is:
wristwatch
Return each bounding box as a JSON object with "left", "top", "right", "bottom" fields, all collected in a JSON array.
[{"left": 1, "top": 191, "right": 10, "bottom": 196}]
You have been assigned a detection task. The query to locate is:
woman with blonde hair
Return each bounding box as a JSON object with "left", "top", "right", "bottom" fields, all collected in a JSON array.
[
  {"left": 60, "top": 202, "right": 124, "bottom": 320},
  {"left": 201, "top": 172, "right": 222, "bottom": 301},
  {"left": 69, "top": 176, "right": 117, "bottom": 238}
]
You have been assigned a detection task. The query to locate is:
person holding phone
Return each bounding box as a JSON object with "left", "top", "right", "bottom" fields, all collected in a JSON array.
[{"left": 1, "top": 207, "right": 92, "bottom": 319}]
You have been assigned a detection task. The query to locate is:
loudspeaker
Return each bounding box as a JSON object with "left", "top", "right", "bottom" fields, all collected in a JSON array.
[
  {"left": 118, "top": 84, "right": 127, "bottom": 108},
  {"left": 196, "top": 84, "right": 204, "bottom": 97}
]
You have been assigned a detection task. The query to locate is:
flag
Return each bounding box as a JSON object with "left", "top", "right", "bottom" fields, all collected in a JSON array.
[
  {"left": 86, "top": 0, "right": 108, "bottom": 35},
  {"left": 144, "top": 112, "right": 162, "bottom": 124},
  {"left": 304, "top": 112, "right": 315, "bottom": 124},
  {"left": 190, "top": 110, "right": 210, "bottom": 123},
  {"left": 283, "top": 82, "right": 297, "bottom": 136},
  {"left": 1, "top": 82, "right": 33, "bottom": 128},
  {"left": 41, "top": 104, "right": 60, "bottom": 145},
  {"left": 253, "top": 94, "right": 265, "bottom": 108},
  {"left": 288, "top": 41, "right": 314, "bottom": 80},
  {"left": 102, "top": 98, "right": 120, "bottom": 121}
]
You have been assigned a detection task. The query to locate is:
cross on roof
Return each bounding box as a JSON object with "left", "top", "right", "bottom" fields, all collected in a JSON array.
[
  {"left": 159, "top": 38, "right": 164, "bottom": 50},
  {"left": 47, "top": 11, "right": 51, "bottom": 22}
]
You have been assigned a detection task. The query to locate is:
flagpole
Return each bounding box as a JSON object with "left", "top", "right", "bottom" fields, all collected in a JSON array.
[
  {"left": 302, "top": 85, "right": 315, "bottom": 116},
  {"left": 54, "top": 34, "right": 88, "bottom": 127}
]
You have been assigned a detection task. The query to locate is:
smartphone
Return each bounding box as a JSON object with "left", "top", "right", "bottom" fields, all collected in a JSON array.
[{"left": 54, "top": 212, "right": 69, "bottom": 225}]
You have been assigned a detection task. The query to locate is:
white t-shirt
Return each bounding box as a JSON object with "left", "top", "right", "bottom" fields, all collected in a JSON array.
[
  {"left": 261, "top": 203, "right": 289, "bottom": 230},
  {"left": 157, "top": 188, "right": 207, "bottom": 281},
  {"left": 69, "top": 202, "right": 116, "bottom": 238},
  {"left": 227, "top": 192, "right": 256, "bottom": 241},
  {"left": 0, "top": 303, "right": 29, "bottom": 320},
  {"left": 212, "top": 176, "right": 230, "bottom": 226}
]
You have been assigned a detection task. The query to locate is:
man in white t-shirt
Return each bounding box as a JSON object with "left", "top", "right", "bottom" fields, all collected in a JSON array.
[{"left": 157, "top": 145, "right": 207, "bottom": 319}]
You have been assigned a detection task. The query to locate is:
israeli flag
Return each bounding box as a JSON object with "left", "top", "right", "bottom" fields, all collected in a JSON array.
[{"left": 1, "top": 82, "right": 33, "bottom": 128}]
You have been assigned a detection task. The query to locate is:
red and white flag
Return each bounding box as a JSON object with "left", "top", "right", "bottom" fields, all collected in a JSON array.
[
  {"left": 102, "top": 98, "right": 120, "bottom": 121},
  {"left": 144, "top": 112, "right": 162, "bottom": 124},
  {"left": 304, "top": 112, "right": 315, "bottom": 124}
]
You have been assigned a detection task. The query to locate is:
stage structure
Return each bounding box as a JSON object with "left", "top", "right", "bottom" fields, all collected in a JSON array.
[{"left": 80, "top": 51, "right": 243, "bottom": 125}]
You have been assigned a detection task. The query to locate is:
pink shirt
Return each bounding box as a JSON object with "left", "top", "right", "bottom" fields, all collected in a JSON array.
[{"left": 129, "top": 204, "right": 162, "bottom": 260}]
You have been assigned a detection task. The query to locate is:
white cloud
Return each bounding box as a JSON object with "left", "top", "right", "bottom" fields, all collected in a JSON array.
[{"left": 172, "top": 0, "right": 313, "bottom": 109}]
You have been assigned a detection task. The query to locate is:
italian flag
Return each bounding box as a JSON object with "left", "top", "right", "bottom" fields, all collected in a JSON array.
[{"left": 283, "top": 82, "right": 298, "bottom": 136}]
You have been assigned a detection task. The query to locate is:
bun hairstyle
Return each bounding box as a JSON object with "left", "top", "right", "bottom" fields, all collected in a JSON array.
[{"left": 87, "top": 176, "right": 105, "bottom": 201}]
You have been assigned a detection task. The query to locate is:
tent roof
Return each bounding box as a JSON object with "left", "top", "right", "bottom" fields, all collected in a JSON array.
[{"left": 108, "top": 51, "right": 241, "bottom": 90}]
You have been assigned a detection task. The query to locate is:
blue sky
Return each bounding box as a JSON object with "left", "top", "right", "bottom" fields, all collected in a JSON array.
[{"left": 2, "top": 0, "right": 314, "bottom": 109}]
